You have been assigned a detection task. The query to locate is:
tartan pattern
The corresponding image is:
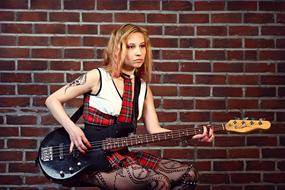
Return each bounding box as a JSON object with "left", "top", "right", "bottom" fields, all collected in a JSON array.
[
  {"left": 117, "top": 77, "right": 133, "bottom": 123},
  {"left": 83, "top": 75, "right": 161, "bottom": 170},
  {"left": 83, "top": 95, "right": 116, "bottom": 126},
  {"left": 107, "top": 151, "right": 160, "bottom": 170}
]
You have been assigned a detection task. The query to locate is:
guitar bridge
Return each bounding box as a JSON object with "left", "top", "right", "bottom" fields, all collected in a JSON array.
[{"left": 41, "top": 147, "right": 53, "bottom": 161}]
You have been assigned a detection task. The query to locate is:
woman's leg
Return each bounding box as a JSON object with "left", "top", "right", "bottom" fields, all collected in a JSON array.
[
  {"left": 78, "top": 164, "right": 171, "bottom": 190},
  {"left": 155, "top": 159, "right": 199, "bottom": 190}
]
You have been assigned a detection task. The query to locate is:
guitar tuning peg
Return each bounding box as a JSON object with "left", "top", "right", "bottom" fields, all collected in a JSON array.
[{"left": 243, "top": 117, "right": 248, "bottom": 120}]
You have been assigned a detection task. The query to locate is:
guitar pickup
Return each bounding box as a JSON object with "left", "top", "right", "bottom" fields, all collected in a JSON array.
[{"left": 41, "top": 147, "right": 53, "bottom": 161}]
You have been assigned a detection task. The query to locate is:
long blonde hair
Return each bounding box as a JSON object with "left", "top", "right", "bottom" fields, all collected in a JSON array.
[{"left": 102, "top": 24, "right": 153, "bottom": 82}]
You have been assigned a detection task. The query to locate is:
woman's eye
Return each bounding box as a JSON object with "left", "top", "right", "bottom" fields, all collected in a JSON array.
[
  {"left": 127, "top": 45, "right": 135, "bottom": 49},
  {"left": 140, "top": 44, "right": 146, "bottom": 48}
]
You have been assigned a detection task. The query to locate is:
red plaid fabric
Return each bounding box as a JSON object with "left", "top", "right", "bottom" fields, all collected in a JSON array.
[
  {"left": 117, "top": 77, "right": 133, "bottom": 123},
  {"left": 83, "top": 74, "right": 161, "bottom": 170},
  {"left": 83, "top": 95, "right": 116, "bottom": 126},
  {"left": 107, "top": 150, "right": 160, "bottom": 170}
]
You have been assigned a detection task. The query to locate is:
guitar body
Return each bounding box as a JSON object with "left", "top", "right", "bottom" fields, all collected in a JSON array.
[{"left": 37, "top": 123, "right": 134, "bottom": 185}]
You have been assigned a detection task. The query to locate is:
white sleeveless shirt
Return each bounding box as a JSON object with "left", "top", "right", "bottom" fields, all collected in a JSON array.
[{"left": 87, "top": 68, "right": 147, "bottom": 120}]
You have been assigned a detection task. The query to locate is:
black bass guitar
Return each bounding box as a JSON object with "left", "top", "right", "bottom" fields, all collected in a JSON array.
[{"left": 37, "top": 119, "right": 270, "bottom": 185}]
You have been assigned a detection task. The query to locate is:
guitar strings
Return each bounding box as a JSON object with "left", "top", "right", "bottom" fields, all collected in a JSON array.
[{"left": 42, "top": 126, "right": 223, "bottom": 158}]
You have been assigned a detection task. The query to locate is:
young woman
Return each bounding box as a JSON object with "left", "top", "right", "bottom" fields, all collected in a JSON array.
[{"left": 45, "top": 24, "right": 214, "bottom": 190}]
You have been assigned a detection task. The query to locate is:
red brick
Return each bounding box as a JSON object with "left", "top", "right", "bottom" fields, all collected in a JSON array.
[
  {"left": 0, "top": 97, "right": 29, "bottom": 107},
  {"left": 0, "top": 85, "right": 15, "bottom": 95},
  {"left": 228, "top": 99, "right": 258, "bottom": 109},
  {"left": 264, "top": 173, "right": 285, "bottom": 184},
  {"left": 18, "top": 36, "right": 49, "bottom": 46},
  {"left": 162, "top": 50, "right": 193, "bottom": 60},
  {"left": 180, "top": 13, "right": 209, "bottom": 23},
  {"left": 180, "top": 38, "right": 210, "bottom": 48},
  {"left": 68, "top": 25, "right": 98, "bottom": 34},
  {"left": 115, "top": 13, "right": 145, "bottom": 23},
  {"left": 163, "top": 74, "right": 193, "bottom": 84},
  {"left": 229, "top": 148, "right": 259, "bottom": 158},
  {"left": 97, "top": 0, "right": 127, "bottom": 10},
  {"left": 196, "top": 75, "right": 226, "bottom": 84},
  {"left": 260, "top": 50, "right": 285, "bottom": 60},
  {"left": 200, "top": 173, "right": 229, "bottom": 184},
  {"left": 7, "top": 139, "right": 37, "bottom": 149},
  {"left": 277, "top": 13, "right": 285, "bottom": 23},
  {"left": 180, "top": 112, "right": 210, "bottom": 122},
  {"left": 228, "top": 1, "right": 257, "bottom": 11},
  {"left": 7, "top": 115, "right": 37, "bottom": 125},
  {"left": 195, "top": 1, "right": 225, "bottom": 10},
  {"left": 261, "top": 99, "right": 285, "bottom": 109},
  {"left": 163, "top": 1, "right": 192, "bottom": 11},
  {"left": 213, "top": 62, "right": 243, "bottom": 72},
  {"left": 64, "top": 48, "right": 95, "bottom": 59},
  {"left": 245, "top": 39, "right": 274, "bottom": 48},
  {"left": 25, "top": 175, "right": 50, "bottom": 185},
  {"left": 32, "top": 48, "right": 61, "bottom": 58},
  {"left": 214, "top": 161, "right": 243, "bottom": 171},
  {"left": 0, "top": 127, "right": 19, "bottom": 137},
  {"left": 9, "top": 163, "right": 39, "bottom": 173},
  {"left": 0, "top": 0, "right": 28, "bottom": 9},
  {"left": 196, "top": 99, "right": 226, "bottom": 109},
  {"left": 50, "top": 61, "right": 80, "bottom": 71},
  {"left": 180, "top": 62, "right": 211, "bottom": 72},
  {"left": 260, "top": 1, "right": 285, "bottom": 11},
  {"left": 0, "top": 175, "right": 22, "bottom": 185},
  {"left": 0, "top": 48, "right": 29, "bottom": 58},
  {"left": 229, "top": 26, "right": 258, "bottom": 36},
  {"left": 244, "top": 13, "right": 274, "bottom": 23},
  {"left": 197, "top": 149, "right": 227, "bottom": 159},
  {"left": 246, "top": 160, "right": 275, "bottom": 171},
  {"left": 245, "top": 87, "right": 276, "bottom": 97},
  {"left": 214, "top": 136, "right": 245, "bottom": 147},
  {"left": 197, "top": 26, "right": 227, "bottom": 36},
  {"left": 212, "top": 13, "right": 241, "bottom": 23},
  {"left": 34, "top": 73, "right": 64, "bottom": 83},
  {"left": 0, "top": 36, "right": 16, "bottom": 46},
  {"left": 21, "top": 127, "right": 50, "bottom": 137},
  {"left": 196, "top": 50, "right": 225, "bottom": 60},
  {"left": 276, "top": 39, "right": 285, "bottom": 48},
  {"left": 211, "top": 111, "right": 241, "bottom": 123},
  {"left": 130, "top": 1, "right": 160, "bottom": 10},
  {"left": 35, "top": 24, "right": 65, "bottom": 34},
  {"left": 50, "top": 12, "right": 80, "bottom": 22},
  {"left": 263, "top": 148, "right": 285, "bottom": 158},
  {"left": 31, "top": 0, "right": 60, "bottom": 9},
  {"left": 179, "top": 86, "right": 210, "bottom": 97},
  {"left": 247, "top": 136, "right": 277, "bottom": 146},
  {"left": 228, "top": 75, "right": 259, "bottom": 85},
  {"left": 150, "top": 38, "right": 178, "bottom": 48},
  {"left": 0, "top": 151, "right": 22, "bottom": 161},
  {"left": 83, "top": 13, "right": 112, "bottom": 22},
  {"left": 18, "top": 60, "right": 48, "bottom": 70},
  {"left": 157, "top": 112, "right": 177, "bottom": 122},
  {"left": 147, "top": 14, "right": 176, "bottom": 23},
  {"left": 17, "top": 12, "right": 47, "bottom": 21},
  {"left": 163, "top": 99, "right": 193, "bottom": 109},
  {"left": 151, "top": 85, "right": 177, "bottom": 97},
  {"left": 0, "top": 11, "right": 15, "bottom": 21},
  {"left": 261, "top": 75, "right": 285, "bottom": 85},
  {"left": 18, "top": 85, "right": 47, "bottom": 95},
  {"left": 1, "top": 23, "right": 32, "bottom": 33},
  {"left": 51, "top": 36, "right": 81, "bottom": 46},
  {"left": 244, "top": 111, "right": 274, "bottom": 122},
  {"left": 213, "top": 39, "right": 242, "bottom": 48},
  {"left": 231, "top": 173, "right": 260, "bottom": 183},
  {"left": 262, "top": 26, "right": 285, "bottom": 36},
  {"left": 0, "top": 73, "right": 31, "bottom": 83},
  {"left": 83, "top": 37, "right": 108, "bottom": 47},
  {"left": 165, "top": 26, "right": 194, "bottom": 36},
  {"left": 164, "top": 149, "right": 194, "bottom": 159}
]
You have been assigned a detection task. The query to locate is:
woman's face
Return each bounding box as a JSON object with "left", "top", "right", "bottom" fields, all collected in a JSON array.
[{"left": 123, "top": 32, "right": 146, "bottom": 72}]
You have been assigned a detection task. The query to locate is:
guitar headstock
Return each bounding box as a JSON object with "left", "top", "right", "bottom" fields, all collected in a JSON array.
[{"left": 224, "top": 119, "right": 271, "bottom": 133}]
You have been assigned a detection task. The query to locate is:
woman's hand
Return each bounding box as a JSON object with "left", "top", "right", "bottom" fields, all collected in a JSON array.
[
  {"left": 192, "top": 125, "right": 214, "bottom": 143},
  {"left": 68, "top": 126, "right": 92, "bottom": 154}
]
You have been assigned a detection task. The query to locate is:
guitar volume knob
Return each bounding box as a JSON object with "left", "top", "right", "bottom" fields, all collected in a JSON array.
[
  {"left": 59, "top": 170, "right": 65, "bottom": 177},
  {"left": 77, "top": 162, "right": 82, "bottom": 167}
]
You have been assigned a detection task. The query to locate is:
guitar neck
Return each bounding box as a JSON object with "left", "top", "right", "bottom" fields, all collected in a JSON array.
[{"left": 102, "top": 125, "right": 225, "bottom": 150}]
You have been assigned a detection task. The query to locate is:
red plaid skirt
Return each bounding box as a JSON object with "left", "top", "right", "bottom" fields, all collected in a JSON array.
[{"left": 107, "top": 150, "right": 160, "bottom": 170}]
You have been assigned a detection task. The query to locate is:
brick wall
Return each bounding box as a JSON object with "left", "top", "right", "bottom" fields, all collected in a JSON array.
[{"left": 0, "top": 0, "right": 284, "bottom": 189}]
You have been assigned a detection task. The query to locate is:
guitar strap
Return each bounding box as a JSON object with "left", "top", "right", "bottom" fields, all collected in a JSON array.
[{"left": 70, "top": 75, "right": 141, "bottom": 130}]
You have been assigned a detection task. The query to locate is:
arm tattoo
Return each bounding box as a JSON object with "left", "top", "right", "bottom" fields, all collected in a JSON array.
[{"left": 65, "top": 73, "right": 87, "bottom": 93}]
